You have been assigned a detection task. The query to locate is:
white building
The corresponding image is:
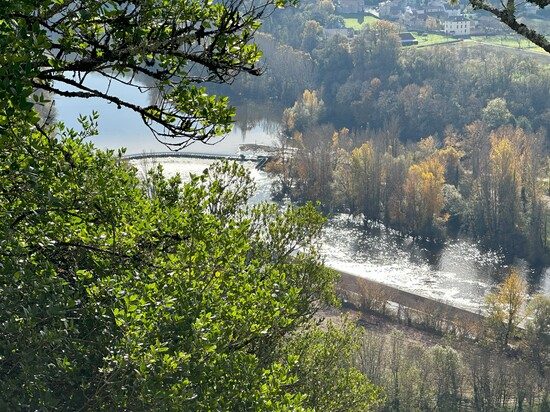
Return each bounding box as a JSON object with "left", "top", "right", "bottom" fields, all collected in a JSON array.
[
  {"left": 444, "top": 17, "right": 471, "bottom": 36},
  {"left": 446, "top": 7, "right": 461, "bottom": 17}
]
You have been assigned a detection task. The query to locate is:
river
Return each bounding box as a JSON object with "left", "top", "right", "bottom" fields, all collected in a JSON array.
[{"left": 56, "top": 77, "right": 550, "bottom": 313}]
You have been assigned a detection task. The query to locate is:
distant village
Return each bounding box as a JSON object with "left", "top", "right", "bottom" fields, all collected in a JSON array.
[{"left": 333, "top": 0, "right": 545, "bottom": 44}]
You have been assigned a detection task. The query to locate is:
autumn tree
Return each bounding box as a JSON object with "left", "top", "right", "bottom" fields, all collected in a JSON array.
[
  {"left": 288, "top": 125, "right": 336, "bottom": 204},
  {"left": 464, "top": 121, "right": 490, "bottom": 179},
  {"left": 469, "top": 126, "right": 547, "bottom": 258},
  {"left": 283, "top": 89, "right": 325, "bottom": 134},
  {"left": 349, "top": 142, "right": 383, "bottom": 220},
  {"left": 485, "top": 271, "right": 528, "bottom": 349},
  {"left": 403, "top": 157, "right": 446, "bottom": 237},
  {"left": 481, "top": 98, "right": 514, "bottom": 130},
  {"left": 436, "top": 145, "right": 463, "bottom": 187},
  {"left": 383, "top": 154, "right": 409, "bottom": 227},
  {"left": 488, "top": 135, "right": 522, "bottom": 247},
  {"left": 301, "top": 20, "right": 324, "bottom": 53},
  {"left": 332, "top": 136, "right": 358, "bottom": 213}
]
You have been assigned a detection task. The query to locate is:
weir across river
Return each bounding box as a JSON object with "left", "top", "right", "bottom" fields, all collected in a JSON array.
[
  {"left": 123, "top": 151, "right": 272, "bottom": 169},
  {"left": 336, "top": 270, "right": 486, "bottom": 335}
]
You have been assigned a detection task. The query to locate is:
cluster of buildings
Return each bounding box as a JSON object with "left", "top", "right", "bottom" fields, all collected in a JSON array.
[
  {"left": 380, "top": 0, "right": 474, "bottom": 35},
  {"left": 337, "top": 0, "right": 510, "bottom": 37}
]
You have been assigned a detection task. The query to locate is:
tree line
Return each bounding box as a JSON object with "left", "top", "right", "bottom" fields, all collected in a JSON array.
[
  {"left": 347, "top": 270, "right": 550, "bottom": 411},
  {"left": 211, "top": 0, "right": 549, "bottom": 144},
  {"left": 267, "top": 102, "right": 549, "bottom": 263},
  {"left": 358, "top": 328, "right": 549, "bottom": 411}
]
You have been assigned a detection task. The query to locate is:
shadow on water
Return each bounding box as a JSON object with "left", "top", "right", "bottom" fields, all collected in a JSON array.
[
  {"left": 321, "top": 214, "right": 549, "bottom": 310},
  {"left": 57, "top": 88, "right": 550, "bottom": 309}
]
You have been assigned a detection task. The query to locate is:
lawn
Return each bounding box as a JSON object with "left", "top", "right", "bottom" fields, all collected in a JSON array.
[
  {"left": 410, "top": 32, "right": 458, "bottom": 46},
  {"left": 469, "top": 35, "right": 545, "bottom": 53},
  {"left": 342, "top": 15, "right": 380, "bottom": 30}
]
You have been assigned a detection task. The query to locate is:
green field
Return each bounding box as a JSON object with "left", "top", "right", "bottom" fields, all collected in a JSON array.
[
  {"left": 342, "top": 15, "right": 380, "bottom": 30},
  {"left": 340, "top": 17, "right": 458, "bottom": 47},
  {"left": 469, "top": 35, "right": 545, "bottom": 53},
  {"left": 411, "top": 32, "right": 458, "bottom": 46}
]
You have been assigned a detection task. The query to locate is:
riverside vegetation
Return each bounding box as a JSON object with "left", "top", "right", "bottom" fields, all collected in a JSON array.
[
  {"left": 206, "top": 0, "right": 550, "bottom": 264},
  {"left": 340, "top": 269, "right": 550, "bottom": 411},
  {"left": 268, "top": 118, "right": 548, "bottom": 264},
  {"left": 1, "top": 0, "right": 550, "bottom": 410}
]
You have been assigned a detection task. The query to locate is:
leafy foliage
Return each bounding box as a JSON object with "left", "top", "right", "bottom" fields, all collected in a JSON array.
[
  {"left": 484, "top": 271, "right": 528, "bottom": 349},
  {"left": 0, "top": 1, "right": 384, "bottom": 408},
  {"left": 0, "top": 119, "right": 382, "bottom": 409},
  {"left": 283, "top": 322, "right": 382, "bottom": 411},
  {"left": 0, "top": 0, "right": 296, "bottom": 148}
]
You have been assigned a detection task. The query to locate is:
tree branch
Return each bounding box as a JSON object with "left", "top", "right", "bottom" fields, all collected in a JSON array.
[{"left": 470, "top": 0, "right": 550, "bottom": 53}]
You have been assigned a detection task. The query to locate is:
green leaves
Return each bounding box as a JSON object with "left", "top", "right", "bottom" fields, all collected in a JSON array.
[
  {"left": 1, "top": 0, "right": 295, "bottom": 147},
  {"left": 282, "top": 321, "right": 382, "bottom": 412},
  {"left": 0, "top": 127, "right": 372, "bottom": 409}
]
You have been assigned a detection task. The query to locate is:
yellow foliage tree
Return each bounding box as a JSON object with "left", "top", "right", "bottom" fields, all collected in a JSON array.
[
  {"left": 481, "top": 134, "right": 522, "bottom": 253},
  {"left": 282, "top": 89, "right": 325, "bottom": 134},
  {"left": 436, "top": 146, "right": 463, "bottom": 186},
  {"left": 350, "top": 142, "right": 382, "bottom": 220},
  {"left": 403, "top": 157, "right": 445, "bottom": 235},
  {"left": 485, "top": 270, "right": 527, "bottom": 349}
]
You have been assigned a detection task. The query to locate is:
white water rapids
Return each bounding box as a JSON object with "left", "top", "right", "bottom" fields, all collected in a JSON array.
[{"left": 132, "top": 157, "right": 550, "bottom": 313}]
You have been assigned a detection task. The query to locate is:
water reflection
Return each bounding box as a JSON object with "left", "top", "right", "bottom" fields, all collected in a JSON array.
[
  {"left": 56, "top": 75, "right": 282, "bottom": 155},
  {"left": 57, "top": 85, "right": 549, "bottom": 312},
  {"left": 321, "top": 215, "right": 549, "bottom": 311},
  {"left": 234, "top": 100, "right": 284, "bottom": 140}
]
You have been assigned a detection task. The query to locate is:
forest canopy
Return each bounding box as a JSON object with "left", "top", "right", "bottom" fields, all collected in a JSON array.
[{"left": 0, "top": 0, "right": 383, "bottom": 409}]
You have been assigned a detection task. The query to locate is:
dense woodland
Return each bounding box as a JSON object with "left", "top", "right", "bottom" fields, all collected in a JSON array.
[
  {"left": 268, "top": 119, "right": 548, "bottom": 263},
  {"left": 213, "top": 2, "right": 550, "bottom": 141},
  {"left": 1, "top": 0, "right": 550, "bottom": 410},
  {"left": 358, "top": 327, "right": 550, "bottom": 411},
  {"left": 208, "top": 0, "right": 550, "bottom": 264}
]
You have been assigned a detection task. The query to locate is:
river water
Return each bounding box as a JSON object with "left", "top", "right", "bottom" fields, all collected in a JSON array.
[
  {"left": 56, "top": 77, "right": 550, "bottom": 312},
  {"left": 133, "top": 156, "right": 550, "bottom": 313}
]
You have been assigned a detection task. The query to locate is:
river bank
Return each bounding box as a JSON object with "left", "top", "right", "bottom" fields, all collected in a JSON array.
[
  {"left": 336, "top": 270, "right": 486, "bottom": 337},
  {"left": 128, "top": 156, "right": 550, "bottom": 313}
]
